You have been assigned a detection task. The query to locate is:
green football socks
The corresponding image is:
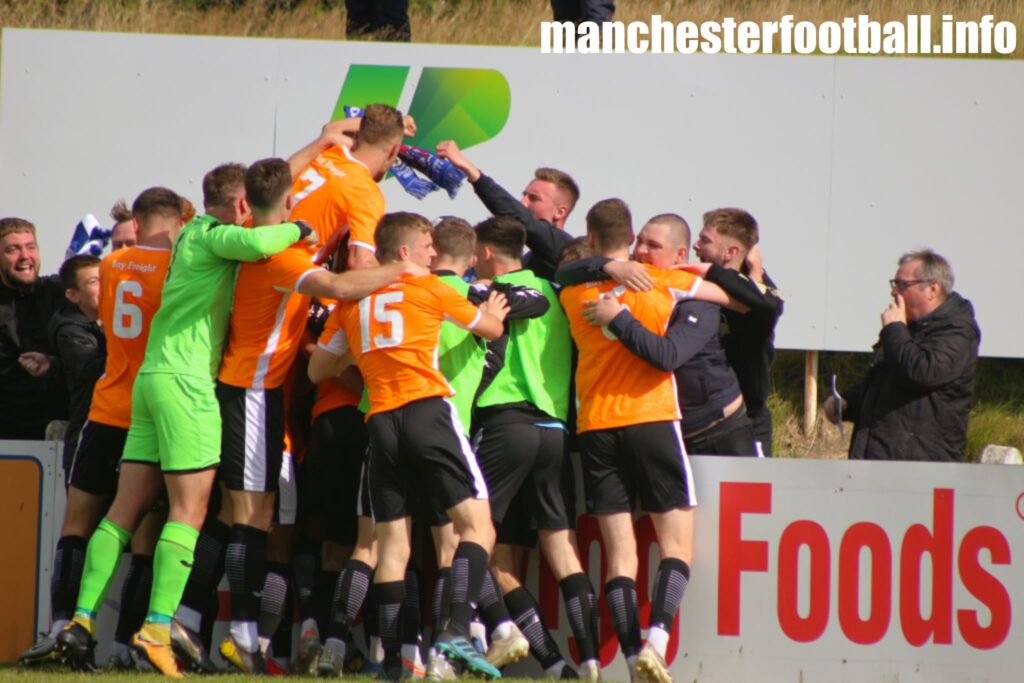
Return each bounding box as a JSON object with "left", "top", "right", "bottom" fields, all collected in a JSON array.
[{"left": 74, "top": 518, "right": 132, "bottom": 620}]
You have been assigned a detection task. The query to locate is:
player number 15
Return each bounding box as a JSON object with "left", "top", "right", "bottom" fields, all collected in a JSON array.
[{"left": 358, "top": 291, "right": 405, "bottom": 352}]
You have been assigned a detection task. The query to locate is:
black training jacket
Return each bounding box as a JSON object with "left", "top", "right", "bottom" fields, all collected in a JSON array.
[
  {"left": 705, "top": 264, "right": 784, "bottom": 419},
  {"left": 470, "top": 173, "right": 573, "bottom": 282},
  {"left": 842, "top": 292, "right": 980, "bottom": 462}
]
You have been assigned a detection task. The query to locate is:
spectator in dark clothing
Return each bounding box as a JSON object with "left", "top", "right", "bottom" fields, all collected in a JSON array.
[
  {"left": 554, "top": 214, "right": 757, "bottom": 456},
  {"left": 50, "top": 255, "right": 105, "bottom": 475},
  {"left": 436, "top": 140, "right": 578, "bottom": 281},
  {"left": 346, "top": 0, "right": 410, "bottom": 41},
  {"left": 693, "top": 209, "right": 783, "bottom": 456},
  {"left": 0, "top": 217, "right": 69, "bottom": 440},
  {"left": 551, "top": 0, "right": 614, "bottom": 23},
  {"left": 825, "top": 250, "right": 980, "bottom": 462}
]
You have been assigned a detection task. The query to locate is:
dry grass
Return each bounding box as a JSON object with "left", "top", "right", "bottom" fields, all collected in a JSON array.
[{"left": 0, "top": 0, "right": 1021, "bottom": 55}]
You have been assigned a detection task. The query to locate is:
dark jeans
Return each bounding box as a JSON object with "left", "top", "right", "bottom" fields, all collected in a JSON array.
[
  {"left": 550, "top": 0, "right": 615, "bottom": 23},
  {"left": 684, "top": 408, "right": 758, "bottom": 457},
  {"left": 346, "top": 0, "right": 410, "bottom": 41}
]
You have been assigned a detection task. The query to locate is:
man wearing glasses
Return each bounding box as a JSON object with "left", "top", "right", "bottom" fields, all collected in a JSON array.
[{"left": 824, "top": 249, "right": 980, "bottom": 462}]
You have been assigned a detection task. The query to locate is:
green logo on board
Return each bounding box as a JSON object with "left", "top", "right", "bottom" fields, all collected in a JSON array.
[{"left": 333, "top": 65, "right": 511, "bottom": 152}]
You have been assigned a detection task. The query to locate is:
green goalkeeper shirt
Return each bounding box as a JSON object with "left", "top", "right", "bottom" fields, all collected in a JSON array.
[{"left": 139, "top": 214, "right": 302, "bottom": 380}]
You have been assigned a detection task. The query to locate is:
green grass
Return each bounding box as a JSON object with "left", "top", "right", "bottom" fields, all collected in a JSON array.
[{"left": 0, "top": 667, "right": 548, "bottom": 683}]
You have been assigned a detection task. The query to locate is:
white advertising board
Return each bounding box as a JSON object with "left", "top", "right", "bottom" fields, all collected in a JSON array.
[
  {"left": 21, "top": 449, "right": 1024, "bottom": 680},
  {"left": 512, "top": 456, "right": 1022, "bottom": 682},
  {"left": 1, "top": 28, "right": 1022, "bottom": 357}
]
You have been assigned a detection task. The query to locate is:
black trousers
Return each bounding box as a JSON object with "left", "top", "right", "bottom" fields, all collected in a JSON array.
[
  {"left": 550, "top": 0, "right": 614, "bottom": 23},
  {"left": 346, "top": 0, "right": 410, "bottom": 41}
]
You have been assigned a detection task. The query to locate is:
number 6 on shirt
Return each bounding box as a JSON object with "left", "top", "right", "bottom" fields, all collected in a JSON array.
[
  {"left": 113, "top": 280, "right": 144, "bottom": 339},
  {"left": 359, "top": 291, "right": 405, "bottom": 352}
]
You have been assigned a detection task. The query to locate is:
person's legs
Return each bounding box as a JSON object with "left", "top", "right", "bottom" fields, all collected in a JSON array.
[
  {"left": 540, "top": 529, "right": 600, "bottom": 677},
  {"left": 74, "top": 463, "right": 164, "bottom": 622},
  {"left": 344, "top": 0, "right": 377, "bottom": 37},
  {"left": 597, "top": 511, "right": 642, "bottom": 669},
  {"left": 110, "top": 507, "right": 166, "bottom": 666},
  {"left": 630, "top": 421, "right": 697, "bottom": 683},
  {"left": 56, "top": 459, "right": 163, "bottom": 671},
  {"left": 131, "top": 372, "right": 222, "bottom": 677},
  {"left": 374, "top": 517, "right": 412, "bottom": 675},
  {"left": 375, "top": 0, "right": 411, "bottom": 40},
  {"left": 217, "top": 383, "right": 285, "bottom": 666},
  {"left": 410, "top": 398, "right": 498, "bottom": 679},
  {"left": 171, "top": 482, "right": 230, "bottom": 672},
  {"left": 46, "top": 485, "right": 108, "bottom": 636},
  {"left": 472, "top": 420, "right": 534, "bottom": 668},
  {"left": 639, "top": 507, "right": 693, "bottom": 682},
  {"left": 320, "top": 515, "right": 377, "bottom": 674}
]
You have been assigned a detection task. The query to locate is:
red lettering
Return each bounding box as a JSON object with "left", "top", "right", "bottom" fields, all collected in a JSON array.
[
  {"left": 717, "top": 482, "right": 771, "bottom": 635},
  {"left": 957, "top": 526, "right": 1011, "bottom": 649},
  {"left": 537, "top": 553, "right": 560, "bottom": 629},
  {"left": 838, "top": 522, "right": 892, "bottom": 644},
  {"left": 777, "top": 520, "right": 830, "bottom": 642},
  {"left": 899, "top": 488, "right": 954, "bottom": 646}
]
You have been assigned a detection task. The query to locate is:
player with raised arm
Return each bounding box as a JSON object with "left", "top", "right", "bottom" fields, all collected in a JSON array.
[
  {"left": 437, "top": 139, "right": 579, "bottom": 281},
  {"left": 307, "top": 212, "right": 509, "bottom": 681},
  {"left": 291, "top": 104, "right": 410, "bottom": 271}
]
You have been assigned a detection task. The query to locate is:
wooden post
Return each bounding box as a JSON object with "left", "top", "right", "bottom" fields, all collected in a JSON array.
[{"left": 804, "top": 350, "right": 818, "bottom": 435}]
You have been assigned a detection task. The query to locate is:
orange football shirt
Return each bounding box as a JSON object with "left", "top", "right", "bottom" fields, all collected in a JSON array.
[
  {"left": 291, "top": 145, "right": 385, "bottom": 263},
  {"left": 560, "top": 266, "right": 702, "bottom": 433},
  {"left": 317, "top": 275, "right": 481, "bottom": 418},
  {"left": 218, "top": 244, "right": 322, "bottom": 390},
  {"left": 312, "top": 378, "right": 362, "bottom": 420},
  {"left": 88, "top": 246, "right": 171, "bottom": 428}
]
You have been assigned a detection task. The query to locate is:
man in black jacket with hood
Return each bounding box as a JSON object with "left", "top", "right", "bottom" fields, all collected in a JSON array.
[
  {"left": 825, "top": 249, "right": 980, "bottom": 462},
  {"left": 49, "top": 254, "right": 105, "bottom": 475}
]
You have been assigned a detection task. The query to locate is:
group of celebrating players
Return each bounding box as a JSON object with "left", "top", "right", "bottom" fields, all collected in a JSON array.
[{"left": 18, "top": 102, "right": 782, "bottom": 683}]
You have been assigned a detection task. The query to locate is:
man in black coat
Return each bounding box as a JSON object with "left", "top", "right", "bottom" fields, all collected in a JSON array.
[
  {"left": 693, "top": 209, "right": 784, "bottom": 456},
  {"left": 0, "top": 217, "right": 69, "bottom": 440},
  {"left": 825, "top": 249, "right": 980, "bottom": 462},
  {"left": 49, "top": 254, "right": 105, "bottom": 474}
]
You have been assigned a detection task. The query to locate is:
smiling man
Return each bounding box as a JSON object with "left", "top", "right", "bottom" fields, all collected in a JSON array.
[{"left": 0, "top": 217, "right": 68, "bottom": 439}]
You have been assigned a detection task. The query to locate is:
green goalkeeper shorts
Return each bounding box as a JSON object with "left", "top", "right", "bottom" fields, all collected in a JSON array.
[{"left": 122, "top": 372, "right": 221, "bottom": 472}]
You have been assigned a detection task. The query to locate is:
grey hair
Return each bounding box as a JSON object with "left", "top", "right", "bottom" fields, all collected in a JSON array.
[{"left": 899, "top": 249, "right": 953, "bottom": 297}]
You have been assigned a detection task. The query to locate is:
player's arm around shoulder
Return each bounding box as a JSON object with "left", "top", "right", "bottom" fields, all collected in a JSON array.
[
  {"left": 660, "top": 267, "right": 749, "bottom": 313},
  {"left": 307, "top": 306, "right": 355, "bottom": 384},
  {"left": 436, "top": 277, "right": 509, "bottom": 341},
  {"left": 206, "top": 220, "right": 307, "bottom": 262},
  {"left": 299, "top": 260, "right": 429, "bottom": 301},
  {"left": 470, "top": 290, "right": 510, "bottom": 341},
  {"left": 468, "top": 281, "right": 550, "bottom": 320}
]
